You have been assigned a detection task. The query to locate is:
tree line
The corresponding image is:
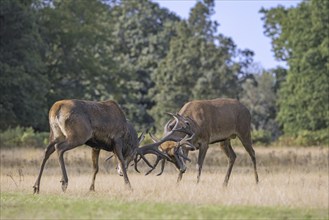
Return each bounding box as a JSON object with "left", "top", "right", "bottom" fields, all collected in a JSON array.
[{"left": 0, "top": 0, "right": 328, "bottom": 145}]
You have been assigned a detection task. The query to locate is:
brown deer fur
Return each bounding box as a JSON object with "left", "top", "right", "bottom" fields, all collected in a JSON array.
[
  {"left": 162, "top": 98, "right": 259, "bottom": 186},
  {"left": 33, "top": 99, "right": 145, "bottom": 193}
]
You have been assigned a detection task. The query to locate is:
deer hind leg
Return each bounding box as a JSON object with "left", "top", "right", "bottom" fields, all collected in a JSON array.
[
  {"left": 220, "top": 139, "right": 236, "bottom": 187},
  {"left": 55, "top": 119, "right": 92, "bottom": 192},
  {"left": 196, "top": 144, "right": 209, "bottom": 183},
  {"left": 239, "top": 134, "right": 259, "bottom": 184},
  {"left": 55, "top": 138, "right": 87, "bottom": 192},
  {"left": 89, "top": 148, "right": 100, "bottom": 191},
  {"left": 33, "top": 141, "right": 56, "bottom": 194}
]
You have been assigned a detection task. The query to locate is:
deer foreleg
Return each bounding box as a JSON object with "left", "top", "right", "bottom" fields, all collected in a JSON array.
[
  {"left": 196, "top": 144, "right": 209, "bottom": 183},
  {"left": 114, "top": 139, "right": 132, "bottom": 190},
  {"left": 33, "top": 141, "right": 56, "bottom": 194},
  {"left": 89, "top": 148, "right": 100, "bottom": 191}
]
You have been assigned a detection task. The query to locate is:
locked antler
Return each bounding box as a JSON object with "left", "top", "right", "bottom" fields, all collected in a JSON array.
[{"left": 144, "top": 112, "right": 196, "bottom": 176}]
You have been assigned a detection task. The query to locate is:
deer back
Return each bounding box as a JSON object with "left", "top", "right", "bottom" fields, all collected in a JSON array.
[
  {"left": 49, "top": 99, "right": 128, "bottom": 143},
  {"left": 179, "top": 98, "right": 251, "bottom": 143}
]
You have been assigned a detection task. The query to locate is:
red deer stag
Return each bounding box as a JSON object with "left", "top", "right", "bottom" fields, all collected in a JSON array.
[
  {"left": 148, "top": 98, "right": 259, "bottom": 186},
  {"left": 33, "top": 99, "right": 171, "bottom": 194}
]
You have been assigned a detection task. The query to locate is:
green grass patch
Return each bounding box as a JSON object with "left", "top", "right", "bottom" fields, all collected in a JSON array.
[{"left": 1, "top": 192, "right": 327, "bottom": 219}]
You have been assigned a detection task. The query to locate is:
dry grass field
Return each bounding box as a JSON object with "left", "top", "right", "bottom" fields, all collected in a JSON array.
[{"left": 1, "top": 145, "right": 328, "bottom": 219}]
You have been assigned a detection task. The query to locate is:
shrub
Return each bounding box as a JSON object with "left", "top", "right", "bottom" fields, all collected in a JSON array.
[
  {"left": 251, "top": 130, "right": 272, "bottom": 145},
  {"left": 21, "top": 127, "right": 49, "bottom": 148},
  {"left": 295, "top": 129, "right": 329, "bottom": 146},
  {"left": 0, "top": 127, "right": 25, "bottom": 148},
  {"left": 276, "top": 129, "right": 329, "bottom": 147},
  {"left": 0, "top": 127, "right": 49, "bottom": 148}
]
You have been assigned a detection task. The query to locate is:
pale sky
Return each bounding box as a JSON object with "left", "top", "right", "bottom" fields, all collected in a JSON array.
[{"left": 153, "top": 0, "right": 301, "bottom": 70}]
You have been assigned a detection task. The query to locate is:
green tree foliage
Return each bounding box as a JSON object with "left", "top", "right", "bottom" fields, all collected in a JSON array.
[
  {"left": 0, "top": 0, "right": 49, "bottom": 130},
  {"left": 40, "top": 0, "right": 117, "bottom": 103},
  {"left": 109, "top": 0, "right": 180, "bottom": 130},
  {"left": 1, "top": 0, "right": 254, "bottom": 134},
  {"left": 150, "top": 0, "right": 254, "bottom": 128},
  {"left": 240, "top": 64, "right": 280, "bottom": 142},
  {"left": 261, "top": 0, "right": 329, "bottom": 135}
]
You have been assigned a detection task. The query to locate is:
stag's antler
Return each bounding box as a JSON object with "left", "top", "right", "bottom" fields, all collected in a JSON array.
[
  {"left": 134, "top": 138, "right": 173, "bottom": 173},
  {"left": 145, "top": 138, "right": 193, "bottom": 176},
  {"left": 165, "top": 113, "right": 194, "bottom": 136},
  {"left": 143, "top": 113, "right": 196, "bottom": 175},
  {"left": 145, "top": 156, "right": 166, "bottom": 176},
  {"left": 177, "top": 134, "right": 196, "bottom": 151}
]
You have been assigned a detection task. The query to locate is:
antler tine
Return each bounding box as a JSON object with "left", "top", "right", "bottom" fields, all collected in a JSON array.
[
  {"left": 165, "top": 112, "right": 176, "bottom": 118},
  {"left": 175, "top": 113, "right": 186, "bottom": 122},
  {"left": 134, "top": 156, "right": 141, "bottom": 173},
  {"left": 134, "top": 152, "right": 154, "bottom": 173},
  {"left": 145, "top": 156, "right": 168, "bottom": 176},
  {"left": 164, "top": 119, "right": 172, "bottom": 132},
  {"left": 179, "top": 134, "right": 191, "bottom": 143},
  {"left": 161, "top": 113, "right": 185, "bottom": 141},
  {"left": 149, "top": 133, "right": 159, "bottom": 143},
  {"left": 135, "top": 112, "right": 194, "bottom": 175},
  {"left": 165, "top": 112, "right": 174, "bottom": 128},
  {"left": 145, "top": 155, "right": 162, "bottom": 176},
  {"left": 156, "top": 159, "right": 166, "bottom": 176},
  {"left": 177, "top": 134, "right": 196, "bottom": 150},
  {"left": 165, "top": 113, "right": 195, "bottom": 138},
  {"left": 134, "top": 137, "right": 172, "bottom": 173},
  {"left": 172, "top": 113, "right": 191, "bottom": 127},
  {"left": 137, "top": 143, "right": 171, "bottom": 160},
  {"left": 166, "top": 112, "right": 180, "bottom": 131},
  {"left": 138, "top": 132, "right": 145, "bottom": 144},
  {"left": 174, "top": 146, "right": 192, "bottom": 162}
]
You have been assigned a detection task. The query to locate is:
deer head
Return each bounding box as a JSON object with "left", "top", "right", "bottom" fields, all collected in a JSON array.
[{"left": 144, "top": 113, "right": 196, "bottom": 175}]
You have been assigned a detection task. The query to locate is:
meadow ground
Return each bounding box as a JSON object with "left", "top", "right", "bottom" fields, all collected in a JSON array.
[{"left": 0, "top": 145, "right": 328, "bottom": 219}]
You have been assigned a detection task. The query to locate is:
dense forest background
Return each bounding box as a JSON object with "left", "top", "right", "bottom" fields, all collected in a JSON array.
[{"left": 0, "top": 0, "right": 328, "bottom": 146}]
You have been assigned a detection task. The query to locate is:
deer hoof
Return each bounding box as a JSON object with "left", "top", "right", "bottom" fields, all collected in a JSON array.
[
  {"left": 125, "top": 183, "right": 133, "bottom": 192},
  {"left": 33, "top": 185, "right": 39, "bottom": 194},
  {"left": 61, "top": 181, "right": 68, "bottom": 192}
]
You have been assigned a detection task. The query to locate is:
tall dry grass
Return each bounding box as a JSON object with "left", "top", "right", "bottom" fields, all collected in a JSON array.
[{"left": 1, "top": 146, "right": 328, "bottom": 209}]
